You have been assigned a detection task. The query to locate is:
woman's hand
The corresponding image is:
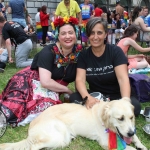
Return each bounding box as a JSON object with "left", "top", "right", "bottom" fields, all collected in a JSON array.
[
  {"left": 66, "top": 88, "right": 73, "bottom": 95},
  {"left": 85, "top": 96, "right": 100, "bottom": 109},
  {"left": 8, "top": 57, "right": 13, "bottom": 63}
]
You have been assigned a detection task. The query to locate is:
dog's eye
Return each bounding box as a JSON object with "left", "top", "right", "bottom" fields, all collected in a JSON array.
[
  {"left": 130, "top": 116, "right": 133, "bottom": 120},
  {"left": 118, "top": 117, "right": 124, "bottom": 121}
]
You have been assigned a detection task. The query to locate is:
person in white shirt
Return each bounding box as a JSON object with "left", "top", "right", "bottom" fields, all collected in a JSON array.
[{"left": 35, "top": 7, "right": 41, "bottom": 23}]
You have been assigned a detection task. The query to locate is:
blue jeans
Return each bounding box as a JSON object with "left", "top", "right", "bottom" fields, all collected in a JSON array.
[{"left": 12, "top": 18, "right": 27, "bottom": 28}]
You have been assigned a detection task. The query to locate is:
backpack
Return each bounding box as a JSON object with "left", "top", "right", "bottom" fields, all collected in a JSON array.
[{"left": 129, "top": 74, "right": 150, "bottom": 102}]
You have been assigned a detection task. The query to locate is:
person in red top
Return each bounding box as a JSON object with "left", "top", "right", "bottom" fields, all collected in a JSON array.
[
  {"left": 94, "top": 3, "right": 103, "bottom": 17},
  {"left": 40, "top": 5, "right": 50, "bottom": 46}
]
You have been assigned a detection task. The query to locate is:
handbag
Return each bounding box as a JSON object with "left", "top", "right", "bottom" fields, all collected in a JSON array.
[{"left": 129, "top": 74, "right": 150, "bottom": 102}]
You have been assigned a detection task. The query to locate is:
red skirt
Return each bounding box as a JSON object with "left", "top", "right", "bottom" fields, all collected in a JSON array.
[{"left": 0, "top": 67, "right": 67, "bottom": 125}]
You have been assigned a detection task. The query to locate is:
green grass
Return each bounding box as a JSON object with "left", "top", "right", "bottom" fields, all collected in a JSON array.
[{"left": 0, "top": 46, "right": 150, "bottom": 150}]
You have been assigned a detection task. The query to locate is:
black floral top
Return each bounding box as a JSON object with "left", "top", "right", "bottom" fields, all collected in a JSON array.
[{"left": 31, "top": 43, "right": 84, "bottom": 83}]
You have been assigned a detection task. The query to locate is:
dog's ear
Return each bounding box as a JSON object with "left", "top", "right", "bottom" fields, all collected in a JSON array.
[
  {"left": 121, "top": 97, "right": 131, "bottom": 102},
  {"left": 101, "top": 104, "right": 111, "bottom": 128}
]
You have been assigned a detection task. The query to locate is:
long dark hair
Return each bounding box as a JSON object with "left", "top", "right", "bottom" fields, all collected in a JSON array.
[
  {"left": 123, "top": 24, "right": 139, "bottom": 38},
  {"left": 132, "top": 6, "right": 142, "bottom": 22}
]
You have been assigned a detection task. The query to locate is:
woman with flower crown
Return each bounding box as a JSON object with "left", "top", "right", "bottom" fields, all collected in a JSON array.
[{"left": 0, "top": 16, "right": 84, "bottom": 126}]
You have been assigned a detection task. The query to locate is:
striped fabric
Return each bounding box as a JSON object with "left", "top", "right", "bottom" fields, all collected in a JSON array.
[
  {"left": 36, "top": 22, "right": 42, "bottom": 40},
  {"left": 81, "top": 20, "right": 88, "bottom": 42}
]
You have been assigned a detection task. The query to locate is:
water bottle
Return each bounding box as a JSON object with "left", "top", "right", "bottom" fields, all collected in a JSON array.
[{"left": 64, "top": 93, "right": 70, "bottom": 103}]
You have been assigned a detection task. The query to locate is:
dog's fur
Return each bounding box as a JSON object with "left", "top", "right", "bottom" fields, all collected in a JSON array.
[{"left": 0, "top": 97, "right": 147, "bottom": 150}]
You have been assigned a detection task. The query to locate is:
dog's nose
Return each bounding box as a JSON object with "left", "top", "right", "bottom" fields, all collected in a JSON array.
[{"left": 127, "top": 130, "right": 134, "bottom": 137}]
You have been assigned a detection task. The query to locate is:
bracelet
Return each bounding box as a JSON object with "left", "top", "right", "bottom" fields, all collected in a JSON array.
[{"left": 82, "top": 96, "right": 88, "bottom": 105}]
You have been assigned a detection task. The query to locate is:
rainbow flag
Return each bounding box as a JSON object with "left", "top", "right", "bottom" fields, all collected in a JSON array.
[
  {"left": 36, "top": 22, "right": 42, "bottom": 40},
  {"left": 81, "top": 20, "right": 88, "bottom": 42},
  {"left": 108, "top": 130, "right": 126, "bottom": 150},
  {"left": 123, "top": 11, "right": 128, "bottom": 26}
]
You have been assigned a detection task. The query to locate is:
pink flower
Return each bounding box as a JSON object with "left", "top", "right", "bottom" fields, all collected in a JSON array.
[{"left": 77, "top": 44, "right": 82, "bottom": 50}]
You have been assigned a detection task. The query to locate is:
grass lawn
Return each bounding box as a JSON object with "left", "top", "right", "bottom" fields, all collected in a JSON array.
[{"left": 0, "top": 46, "right": 150, "bottom": 150}]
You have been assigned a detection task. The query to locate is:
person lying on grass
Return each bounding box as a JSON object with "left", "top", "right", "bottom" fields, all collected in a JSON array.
[{"left": 117, "top": 24, "right": 150, "bottom": 70}]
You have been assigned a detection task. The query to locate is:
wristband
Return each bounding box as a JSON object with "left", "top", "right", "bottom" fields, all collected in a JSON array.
[{"left": 82, "top": 96, "right": 88, "bottom": 105}]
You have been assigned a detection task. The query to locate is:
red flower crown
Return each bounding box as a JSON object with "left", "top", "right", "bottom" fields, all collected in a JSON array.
[{"left": 52, "top": 16, "right": 79, "bottom": 29}]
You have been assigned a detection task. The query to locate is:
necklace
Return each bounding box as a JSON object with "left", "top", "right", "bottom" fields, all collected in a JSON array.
[
  {"left": 53, "top": 44, "right": 83, "bottom": 68},
  {"left": 60, "top": 45, "right": 72, "bottom": 57}
]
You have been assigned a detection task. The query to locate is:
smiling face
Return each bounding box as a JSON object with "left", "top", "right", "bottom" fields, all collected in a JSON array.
[
  {"left": 58, "top": 24, "right": 77, "bottom": 49},
  {"left": 88, "top": 23, "right": 107, "bottom": 48},
  {"left": 142, "top": 8, "right": 149, "bottom": 17}
]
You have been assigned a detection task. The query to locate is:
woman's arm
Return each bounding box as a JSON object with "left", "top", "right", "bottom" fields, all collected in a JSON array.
[
  {"left": 76, "top": 68, "right": 99, "bottom": 109},
  {"left": 128, "top": 54, "right": 145, "bottom": 58},
  {"left": 124, "top": 38, "right": 150, "bottom": 52},
  {"left": 39, "top": 67, "right": 73, "bottom": 94},
  {"left": 7, "top": 7, "right": 11, "bottom": 14},
  {"left": 115, "top": 64, "right": 130, "bottom": 98},
  {"left": 138, "top": 17, "right": 150, "bottom": 31}
]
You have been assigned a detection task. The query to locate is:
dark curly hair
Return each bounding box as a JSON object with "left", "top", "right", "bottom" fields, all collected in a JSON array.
[{"left": 132, "top": 6, "right": 142, "bottom": 22}]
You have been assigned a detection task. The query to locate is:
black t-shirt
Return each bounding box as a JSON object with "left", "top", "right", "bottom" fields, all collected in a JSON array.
[
  {"left": 2, "top": 22, "right": 29, "bottom": 44},
  {"left": 77, "top": 44, "right": 128, "bottom": 100},
  {"left": 31, "top": 44, "right": 80, "bottom": 83}
]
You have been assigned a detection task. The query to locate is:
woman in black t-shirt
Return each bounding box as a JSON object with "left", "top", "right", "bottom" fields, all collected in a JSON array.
[
  {"left": 0, "top": 17, "right": 84, "bottom": 126},
  {"left": 70, "top": 17, "right": 141, "bottom": 116}
]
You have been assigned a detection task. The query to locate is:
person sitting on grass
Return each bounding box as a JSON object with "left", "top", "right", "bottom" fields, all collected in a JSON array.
[
  {"left": 24, "top": 23, "right": 35, "bottom": 35},
  {"left": 112, "top": 13, "right": 126, "bottom": 40},
  {"left": 69, "top": 17, "right": 141, "bottom": 117},
  {"left": 0, "top": 17, "right": 84, "bottom": 126},
  {"left": 117, "top": 24, "right": 150, "bottom": 70}
]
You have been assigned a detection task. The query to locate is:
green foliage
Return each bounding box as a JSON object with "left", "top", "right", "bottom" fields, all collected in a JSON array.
[{"left": 0, "top": 46, "right": 150, "bottom": 149}]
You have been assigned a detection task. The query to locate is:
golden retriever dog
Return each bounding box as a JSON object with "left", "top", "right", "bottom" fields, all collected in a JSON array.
[{"left": 0, "top": 97, "right": 147, "bottom": 150}]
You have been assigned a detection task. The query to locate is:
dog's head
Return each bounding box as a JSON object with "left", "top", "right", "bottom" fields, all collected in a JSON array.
[{"left": 101, "top": 97, "right": 135, "bottom": 144}]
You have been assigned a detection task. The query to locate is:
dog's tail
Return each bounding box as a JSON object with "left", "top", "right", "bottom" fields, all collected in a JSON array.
[{"left": 0, "top": 137, "right": 35, "bottom": 150}]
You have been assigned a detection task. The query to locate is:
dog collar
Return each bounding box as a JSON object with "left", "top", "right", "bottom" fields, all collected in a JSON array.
[{"left": 105, "top": 129, "right": 126, "bottom": 150}]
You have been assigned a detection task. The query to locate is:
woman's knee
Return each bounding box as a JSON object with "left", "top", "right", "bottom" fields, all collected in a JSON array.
[
  {"left": 69, "top": 92, "right": 83, "bottom": 104},
  {"left": 130, "top": 96, "right": 141, "bottom": 117}
]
